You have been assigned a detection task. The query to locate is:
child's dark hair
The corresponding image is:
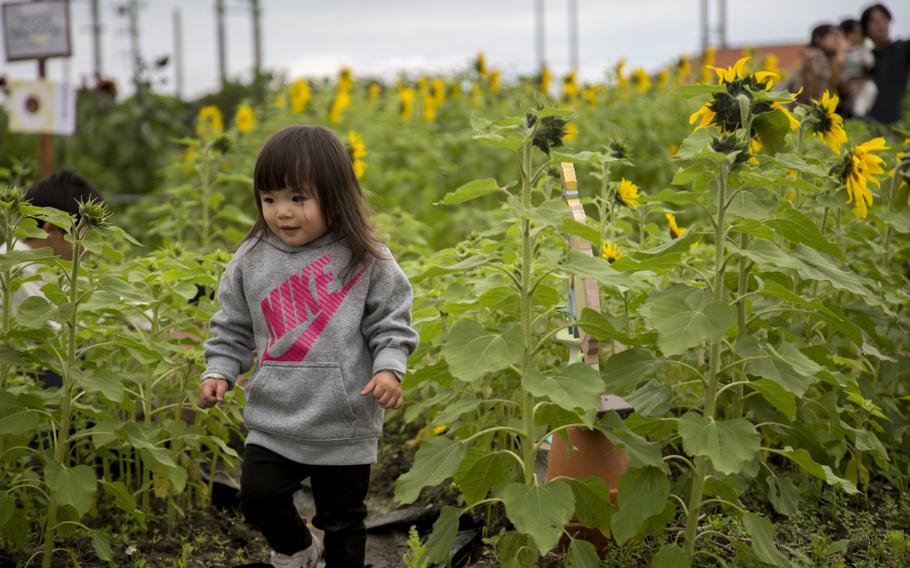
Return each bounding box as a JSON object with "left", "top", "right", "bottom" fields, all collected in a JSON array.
[
  {"left": 809, "top": 24, "right": 837, "bottom": 49},
  {"left": 245, "top": 125, "right": 386, "bottom": 280},
  {"left": 861, "top": 3, "right": 892, "bottom": 35},
  {"left": 25, "top": 170, "right": 106, "bottom": 226},
  {"left": 840, "top": 18, "right": 861, "bottom": 36}
]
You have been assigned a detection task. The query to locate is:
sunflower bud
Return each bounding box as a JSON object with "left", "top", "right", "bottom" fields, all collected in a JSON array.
[
  {"left": 0, "top": 184, "right": 25, "bottom": 211},
  {"left": 526, "top": 113, "right": 568, "bottom": 155},
  {"left": 76, "top": 198, "right": 111, "bottom": 230}
]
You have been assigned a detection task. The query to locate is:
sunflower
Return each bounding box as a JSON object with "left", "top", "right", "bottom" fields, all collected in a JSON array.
[
  {"left": 431, "top": 78, "right": 446, "bottom": 106},
  {"left": 489, "top": 69, "right": 502, "bottom": 94},
  {"left": 475, "top": 52, "right": 488, "bottom": 77},
  {"left": 616, "top": 178, "right": 640, "bottom": 208},
  {"left": 601, "top": 241, "right": 621, "bottom": 263},
  {"left": 665, "top": 213, "right": 686, "bottom": 239},
  {"left": 657, "top": 68, "right": 670, "bottom": 90},
  {"left": 632, "top": 67, "right": 652, "bottom": 93},
  {"left": 808, "top": 90, "right": 847, "bottom": 153},
  {"left": 689, "top": 56, "right": 786, "bottom": 134},
  {"left": 347, "top": 131, "right": 367, "bottom": 179},
  {"left": 288, "top": 79, "right": 311, "bottom": 114},
  {"left": 839, "top": 137, "right": 889, "bottom": 219},
  {"left": 540, "top": 65, "right": 552, "bottom": 95},
  {"left": 562, "top": 122, "right": 579, "bottom": 142},
  {"left": 615, "top": 58, "right": 628, "bottom": 88},
  {"left": 422, "top": 93, "right": 437, "bottom": 122},
  {"left": 563, "top": 71, "right": 579, "bottom": 100},
  {"left": 676, "top": 55, "right": 692, "bottom": 84},
  {"left": 195, "top": 105, "right": 223, "bottom": 140},
  {"left": 368, "top": 82, "right": 381, "bottom": 102},
  {"left": 234, "top": 104, "right": 255, "bottom": 134},
  {"left": 398, "top": 85, "right": 416, "bottom": 121}
]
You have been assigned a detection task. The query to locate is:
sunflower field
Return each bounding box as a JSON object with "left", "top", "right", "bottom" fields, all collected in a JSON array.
[{"left": 1, "top": 50, "right": 909, "bottom": 567}]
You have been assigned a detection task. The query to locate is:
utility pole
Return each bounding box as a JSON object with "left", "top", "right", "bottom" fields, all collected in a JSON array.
[
  {"left": 251, "top": 0, "right": 262, "bottom": 81},
  {"left": 568, "top": 0, "right": 578, "bottom": 71},
  {"left": 173, "top": 7, "right": 184, "bottom": 99},
  {"left": 700, "top": 0, "right": 709, "bottom": 53},
  {"left": 216, "top": 0, "right": 227, "bottom": 87},
  {"left": 90, "top": 0, "right": 103, "bottom": 80},
  {"left": 121, "top": 0, "right": 141, "bottom": 91},
  {"left": 535, "top": 0, "right": 545, "bottom": 71},
  {"left": 718, "top": 0, "right": 728, "bottom": 49}
]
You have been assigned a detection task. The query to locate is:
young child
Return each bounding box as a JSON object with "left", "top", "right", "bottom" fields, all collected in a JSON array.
[
  {"left": 839, "top": 18, "right": 878, "bottom": 118},
  {"left": 197, "top": 125, "right": 418, "bottom": 568}
]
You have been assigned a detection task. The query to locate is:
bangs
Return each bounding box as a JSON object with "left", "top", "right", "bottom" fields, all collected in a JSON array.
[{"left": 254, "top": 129, "right": 318, "bottom": 197}]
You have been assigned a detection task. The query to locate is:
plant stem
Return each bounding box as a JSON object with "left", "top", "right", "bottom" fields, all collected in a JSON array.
[
  {"left": 731, "top": 232, "right": 750, "bottom": 419},
  {"left": 519, "top": 135, "right": 537, "bottom": 486},
  {"left": 41, "top": 226, "right": 84, "bottom": 568},
  {"left": 685, "top": 161, "right": 729, "bottom": 558}
]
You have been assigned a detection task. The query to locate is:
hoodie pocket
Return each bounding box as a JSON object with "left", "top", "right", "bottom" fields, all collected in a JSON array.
[{"left": 243, "top": 361, "right": 356, "bottom": 441}]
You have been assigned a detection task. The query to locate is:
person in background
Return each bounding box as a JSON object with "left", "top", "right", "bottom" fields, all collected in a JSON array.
[
  {"left": 838, "top": 18, "right": 878, "bottom": 118},
  {"left": 862, "top": 3, "right": 910, "bottom": 125},
  {"left": 795, "top": 24, "right": 848, "bottom": 105}
]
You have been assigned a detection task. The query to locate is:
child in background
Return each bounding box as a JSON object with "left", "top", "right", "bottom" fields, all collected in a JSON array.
[
  {"left": 197, "top": 125, "right": 418, "bottom": 568},
  {"left": 839, "top": 18, "right": 878, "bottom": 117}
]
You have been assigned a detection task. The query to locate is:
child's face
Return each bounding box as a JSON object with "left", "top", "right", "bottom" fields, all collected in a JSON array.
[
  {"left": 260, "top": 187, "right": 327, "bottom": 247},
  {"left": 846, "top": 26, "right": 864, "bottom": 46}
]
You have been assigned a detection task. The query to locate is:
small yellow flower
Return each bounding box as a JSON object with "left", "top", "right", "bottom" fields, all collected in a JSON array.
[
  {"left": 368, "top": 82, "right": 381, "bottom": 102},
  {"left": 329, "top": 89, "right": 351, "bottom": 124},
  {"left": 234, "top": 104, "right": 255, "bottom": 134},
  {"left": 615, "top": 58, "right": 628, "bottom": 88},
  {"left": 475, "top": 52, "right": 488, "bottom": 76},
  {"left": 289, "top": 79, "right": 311, "bottom": 113},
  {"left": 601, "top": 241, "right": 621, "bottom": 263},
  {"left": 665, "top": 213, "right": 686, "bottom": 239},
  {"left": 632, "top": 67, "right": 652, "bottom": 93},
  {"left": 398, "top": 85, "right": 416, "bottom": 121},
  {"left": 489, "top": 69, "right": 502, "bottom": 93},
  {"left": 562, "top": 122, "right": 579, "bottom": 142},
  {"left": 843, "top": 137, "right": 889, "bottom": 219},
  {"left": 195, "top": 105, "right": 223, "bottom": 140},
  {"left": 563, "top": 71, "right": 579, "bottom": 100},
  {"left": 540, "top": 65, "right": 552, "bottom": 94},
  {"left": 433, "top": 424, "right": 448, "bottom": 435},
  {"left": 347, "top": 131, "right": 367, "bottom": 179},
  {"left": 616, "top": 178, "right": 640, "bottom": 208},
  {"left": 582, "top": 86, "right": 597, "bottom": 105}
]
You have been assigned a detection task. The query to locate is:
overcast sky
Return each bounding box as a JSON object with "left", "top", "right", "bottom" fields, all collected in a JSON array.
[{"left": 3, "top": 0, "right": 910, "bottom": 99}]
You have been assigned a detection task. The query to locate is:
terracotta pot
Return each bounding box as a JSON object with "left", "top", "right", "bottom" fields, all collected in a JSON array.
[{"left": 546, "top": 425, "right": 629, "bottom": 556}]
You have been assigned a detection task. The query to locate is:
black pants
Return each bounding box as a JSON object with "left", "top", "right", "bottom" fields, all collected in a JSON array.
[{"left": 240, "top": 444, "right": 370, "bottom": 568}]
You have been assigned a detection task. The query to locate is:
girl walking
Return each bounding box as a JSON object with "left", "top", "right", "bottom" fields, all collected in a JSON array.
[{"left": 198, "top": 125, "right": 418, "bottom": 568}]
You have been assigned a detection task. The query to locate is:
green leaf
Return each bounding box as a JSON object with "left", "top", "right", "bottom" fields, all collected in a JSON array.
[
  {"left": 0, "top": 245, "right": 56, "bottom": 271},
  {"left": 742, "top": 512, "right": 789, "bottom": 567},
  {"left": 674, "top": 128, "right": 722, "bottom": 162},
  {"left": 91, "top": 531, "right": 114, "bottom": 562},
  {"left": 600, "top": 349, "right": 662, "bottom": 394},
  {"left": 424, "top": 506, "right": 460, "bottom": 563},
  {"left": 766, "top": 475, "right": 799, "bottom": 517},
  {"left": 569, "top": 539, "right": 600, "bottom": 568},
  {"left": 72, "top": 368, "right": 124, "bottom": 403},
  {"left": 16, "top": 296, "right": 55, "bottom": 328},
  {"left": 788, "top": 245, "right": 872, "bottom": 300},
  {"left": 767, "top": 207, "right": 841, "bottom": 259},
  {"left": 748, "top": 379, "right": 797, "bottom": 420},
  {"left": 753, "top": 107, "right": 790, "bottom": 154},
  {"left": 677, "top": 412, "right": 760, "bottom": 475},
  {"left": 45, "top": 462, "right": 97, "bottom": 517},
  {"left": 562, "top": 218, "right": 601, "bottom": 245},
  {"left": 501, "top": 481, "right": 575, "bottom": 553},
  {"left": 776, "top": 446, "right": 859, "bottom": 494},
  {"left": 737, "top": 338, "right": 818, "bottom": 397},
  {"left": 395, "top": 437, "right": 466, "bottom": 504},
  {"left": 101, "top": 480, "right": 141, "bottom": 519},
  {"left": 562, "top": 250, "right": 637, "bottom": 289},
  {"left": 610, "top": 467, "right": 670, "bottom": 545},
  {"left": 442, "top": 178, "right": 506, "bottom": 204},
  {"left": 625, "top": 380, "right": 671, "bottom": 417},
  {"left": 651, "top": 544, "right": 691, "bottom": 568},
  {"left": 673, "top": 84, "right": 724, "bottom": 98},
  {"left": 454, "top": 449, "right": 515, "bottom": 505},
  {"left": 442, "top": 321, "right": 523, "bottom": 382},
  {"left": 0, "top": 392, "right": 39, "bottom": 435},
  {"left": 599, "top": 411, "right": 668, "bottom": 472},
  {"left": 433, "top": 394, "right": 481, "bottom": 426},
  {"left": 0, "top": 494, "right": 15, "bottom": 527},
  {"left": 577, "top": 308, "right": 631, "bottom": 344},
  {"left": 759, "top": 280, "right": 861, "bottom": 343},
  {"left": 567, "top": 477, "right": 616, "bottom": 534},
  {"left": 523, "top": 364, "right": 605, "bottom": 418},
  {"left": 645, "top": 287, "right": 734, "bottom": 356}
]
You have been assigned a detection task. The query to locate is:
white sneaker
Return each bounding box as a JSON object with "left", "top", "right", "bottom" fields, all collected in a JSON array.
[{"left": 269, "top": 531, "right": 322, "bottom": 568}]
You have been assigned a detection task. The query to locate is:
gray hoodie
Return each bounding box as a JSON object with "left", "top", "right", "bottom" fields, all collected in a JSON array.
[{"left": 203, "top": 231, "right": 418, "bottom": 465}]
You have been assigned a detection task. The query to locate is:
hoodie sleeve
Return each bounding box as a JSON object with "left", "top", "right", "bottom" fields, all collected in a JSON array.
[
  {"left": 202, "top": 253, "right": 256, "bottom": 386},
  {"left": 361, "top": 253, "right": 419, "bottom": 379}
]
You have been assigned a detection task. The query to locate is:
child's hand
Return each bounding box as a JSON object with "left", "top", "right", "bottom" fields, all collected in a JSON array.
[
  {"left": 360, "top": 371, "right": 404, "bottom": 409},
  {"left": 198, "top": 378, "right": 229, "bottom": 409}
]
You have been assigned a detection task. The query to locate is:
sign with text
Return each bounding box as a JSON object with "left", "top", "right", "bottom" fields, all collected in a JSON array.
[
  {"left": 8, "top": 80, "right": 76, "bottom": 135},
  {"left": 2, "top": 0, "right": 71, "bottom": 62}
]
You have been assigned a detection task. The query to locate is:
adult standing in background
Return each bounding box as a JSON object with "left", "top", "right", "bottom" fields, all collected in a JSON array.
[
  {"left": 794, "top": 24, "right": 847, "bottom": 105},
  {"left": 862, "top": 3, "right": 910, "bottom": 124}
]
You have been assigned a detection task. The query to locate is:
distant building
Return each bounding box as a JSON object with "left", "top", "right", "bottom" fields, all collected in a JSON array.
[{"left": 711, "top": 43, "right": 805, "bottom": 72}]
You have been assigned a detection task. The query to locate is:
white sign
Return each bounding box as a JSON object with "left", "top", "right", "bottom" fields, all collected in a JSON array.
[
  {"left": 3, "top": 0, "right": 71, "bottom": 61},
  {"left": 8, "top": 80, "right": 76, "bottom": 136}
]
